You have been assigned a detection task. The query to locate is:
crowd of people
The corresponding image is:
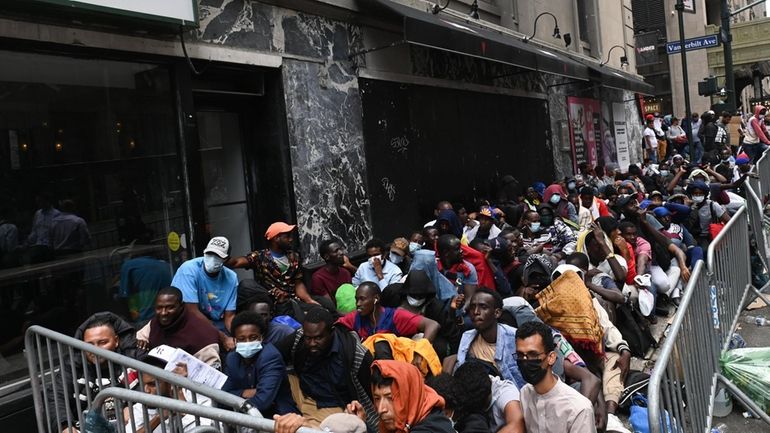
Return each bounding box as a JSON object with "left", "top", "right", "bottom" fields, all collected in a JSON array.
[{"left": 52, "top": 106, "right": 769, "bottom": 433}]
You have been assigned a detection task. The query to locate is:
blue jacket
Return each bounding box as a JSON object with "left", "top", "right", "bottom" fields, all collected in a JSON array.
[
  {"left": 456, "top": 323, "right": 526, "bottom": 388},
  {"left": 223, "top": 343, "right": 298, "bottom": 416}
]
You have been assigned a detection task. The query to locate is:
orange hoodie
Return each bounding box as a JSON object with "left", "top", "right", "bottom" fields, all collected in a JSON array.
[{"left": 371, "top": 360, "right": 445, "bottom": 433}]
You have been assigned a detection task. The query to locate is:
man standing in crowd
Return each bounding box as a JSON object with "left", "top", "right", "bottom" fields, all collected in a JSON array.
[
  {"left": 312, "top": 238, "right": 356, "bottom": 305},
  {"left": 172, "top": 236, "right": 238, "bottom": 350},
  {"left": 643, "top": 115, "right": 658, "bottom": 164},
  {"left": 135, "top": 286, "right": 221, "bottom": 366},
  {"left": 352, "top": 238, "right": 403, "bottom": 290},
  {"left": 25, "top": 192, "right": 60, "bottom": 263},
  {"left": 228, "top": 222, "right": 319, "bottom": 316},
  {"left": 436, "top": 234, "right": 479, "bottom": 300},
  {"left": 743, "top": 105, "right": 770, "bottom": 161},
  {"left": 515, "top": 321, "right": 596, "bottom": 433}
]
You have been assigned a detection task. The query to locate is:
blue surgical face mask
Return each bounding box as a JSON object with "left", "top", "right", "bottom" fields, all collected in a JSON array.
[
  {"left": 235, "top": 341, "right": 263, "bottom": 358},
  {"left": 409, "top": 242, "right": 422, "bottom": 254},
  {"left": 549, "top": 195, "right": 561, "bottom": 205},
  {"left": 203, "top": 254, "right": 225, "bottom": 274},
  {"left": 389, "top": 252, "right": 403, "bottom": 264},
  {"left": 660, "top": 170, "right": 670, "bottom": 177},
  {"left": 568, "top": 182, "right": 576, "bottom": 190},
  {"left": 529, "top": 222, "right": 541, "bottom": 233}
]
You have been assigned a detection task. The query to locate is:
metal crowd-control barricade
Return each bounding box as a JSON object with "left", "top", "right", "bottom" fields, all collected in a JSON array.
[
  {"left": 24, "top": 325, "right": 323, "bottom": 433},
  {"left": 648, "top": 205, "right": 770, "bottom": 433}
]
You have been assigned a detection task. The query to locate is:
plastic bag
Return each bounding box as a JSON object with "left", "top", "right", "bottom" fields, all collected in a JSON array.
[{"left": 720, "top": 347, "right": 770, "bottom": 415}]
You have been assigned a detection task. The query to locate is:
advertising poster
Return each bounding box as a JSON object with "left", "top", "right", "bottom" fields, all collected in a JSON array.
[
  {"left": 567, "top": 96, "right": 600, "bottom": 173},
  {"left": 612, "top": 103, "right": 630, "bottom": 172}
]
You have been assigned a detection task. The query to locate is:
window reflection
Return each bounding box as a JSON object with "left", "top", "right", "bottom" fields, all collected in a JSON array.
[{"left": 0, "top": 51, "right": 185, "bottom": 387}]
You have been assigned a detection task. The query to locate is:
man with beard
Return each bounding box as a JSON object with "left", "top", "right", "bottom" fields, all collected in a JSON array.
[
  {"left": 229, "top": 222, "right": 318, "bottom": 316},
  {"left": 277, "top": 307, "right": 378, "bottom": 430},
  {"left": 516, "top": 321, "right": 596, "bottom": 433},
  {"left": 135, "top": 286, "right": 221, "bottom": 366}
]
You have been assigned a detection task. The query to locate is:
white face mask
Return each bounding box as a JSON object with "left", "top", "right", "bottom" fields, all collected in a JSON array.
[
  {"left": 368, "top": 255, "right": 383, "bottom": 266},
  {"left": 406, "top": 295, "right": 426, "bottom": 307},
  {"left": 389, "top": 252, "right": 403, "bottom": 264},
  {"left": 203, "top": 254, "right": 224, "bottom": 274},
  {"left": 691, "top": 195, "right": 705, "bottom": 204}
]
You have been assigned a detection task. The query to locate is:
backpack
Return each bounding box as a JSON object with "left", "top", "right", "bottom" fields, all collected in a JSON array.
[{"left": 615, "top": 303, "right": 657, "bottom": 357}]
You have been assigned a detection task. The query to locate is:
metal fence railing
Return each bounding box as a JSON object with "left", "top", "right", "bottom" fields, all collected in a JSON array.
[
  {"left": 25, "top": 325, "right": 323, "bottom": 433},
  {"left": 648, "top": 202, "right": 770, "bottom": 433},
  {"left": 706, "top": 206, "right": 753, "bottom": 351}
]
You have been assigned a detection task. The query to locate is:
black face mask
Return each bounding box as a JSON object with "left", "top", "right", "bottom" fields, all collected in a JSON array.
[
  {"left": 517, "top": 358, "right": 549, "bottom": 385},
  {"left": 540, "top": 215, "right": 554, "bottom": 226}
]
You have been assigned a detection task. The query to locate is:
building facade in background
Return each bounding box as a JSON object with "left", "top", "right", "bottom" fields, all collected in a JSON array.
[{"left": 0, "top": 1, "right": 649, "bottom": 428}]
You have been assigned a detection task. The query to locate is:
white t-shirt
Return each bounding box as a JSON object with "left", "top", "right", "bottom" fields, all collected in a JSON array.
[
  {"left": 125, "top": 390, "right": 213, "bottom": 433},
  {"left": 643, "top": 127, "right": 658, "bottom": 149}
]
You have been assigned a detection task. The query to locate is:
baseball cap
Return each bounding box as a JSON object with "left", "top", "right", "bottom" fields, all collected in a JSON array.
[
  {"left": 204, "top": 236, "right": 230, "bottom": 258},
  {"left": 652, "top": 207, "right": 671, "bottom": 218},
  {"left": 645, "top": 114, "right": 654, "bottom": 121},
  {"left": 390, "top": 237, "right": 409, "bottom": 256},
  {"left": 265, "top": 222, "right": 296, "bottom": 240},
  {"left": 320, "top": 413, "right": 367, "bottom": 433},
  {"left": 478, "top": 207, "right": 497, "bottom": 220},
  {"left": 649, "top": 190, "right": 663, "bottom": 199}
]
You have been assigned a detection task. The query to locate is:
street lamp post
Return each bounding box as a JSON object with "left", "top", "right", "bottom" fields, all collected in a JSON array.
[
  {"left": 721, "top": 0, "right": 736, "bottom": 113},
  {"left": 676, "top": 0, "right": 694, "bottom": 150}
]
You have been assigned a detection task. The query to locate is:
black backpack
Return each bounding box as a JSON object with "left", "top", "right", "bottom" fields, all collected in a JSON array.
[{"left": 615, "top": 303, "right": 657, "bottom": 357}]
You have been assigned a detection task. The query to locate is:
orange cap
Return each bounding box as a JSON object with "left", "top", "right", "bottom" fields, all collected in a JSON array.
[{"left": 265, "top": 222, "right": 296, "bottom": 240}]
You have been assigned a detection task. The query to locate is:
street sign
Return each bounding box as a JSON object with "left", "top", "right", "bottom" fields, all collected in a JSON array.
[{"left": 665, "top": 35, "right": 719, "bottom": 55}]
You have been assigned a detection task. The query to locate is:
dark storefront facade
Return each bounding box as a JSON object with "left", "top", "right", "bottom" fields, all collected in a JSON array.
[{"left": 0, "top": 1, "right": 648, "bottom": 429}]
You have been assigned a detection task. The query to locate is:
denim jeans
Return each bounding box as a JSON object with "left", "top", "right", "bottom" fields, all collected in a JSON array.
[
  {"left": 743, "top": 142, "right": 769, "bottom": 162},
  {"left": 684, "top": 139, "right": 704, "bottom": 163}
]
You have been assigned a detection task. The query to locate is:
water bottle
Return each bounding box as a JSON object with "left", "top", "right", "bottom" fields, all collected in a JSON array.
[
  {"left": 745, "top": 315, "right": 767, "bottom": 326},
  {"left": 711, "top": 423, "right": 728, "bottom": 433}
]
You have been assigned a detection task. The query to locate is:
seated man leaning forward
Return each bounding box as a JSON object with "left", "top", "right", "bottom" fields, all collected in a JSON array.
[
  {"left": 136, "top": 286, "right": 221, "bottom": 367},
  {"left": 336, "top": 281, "right": 440, "bottom": 342}
]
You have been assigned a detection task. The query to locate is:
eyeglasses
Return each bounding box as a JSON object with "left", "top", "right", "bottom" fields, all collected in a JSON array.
[{"left": 514, "top": 351, "right": 547, "bottom": 361}]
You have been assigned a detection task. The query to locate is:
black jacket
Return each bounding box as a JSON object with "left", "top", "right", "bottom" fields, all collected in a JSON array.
[{"left": 410, "top": 409, "right": 456, "bottom": 433}]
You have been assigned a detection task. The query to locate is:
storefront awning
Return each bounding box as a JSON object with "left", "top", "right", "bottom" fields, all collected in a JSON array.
[
  {"left": 370, "top": 0, "right": 590, "bottom": 81},
  {"left": 583, "top": 61, "right": 655, "bottom": 95}
]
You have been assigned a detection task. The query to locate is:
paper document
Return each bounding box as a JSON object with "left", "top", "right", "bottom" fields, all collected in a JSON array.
[{"left": 148, "top": 345, "right": 228, "bottom": 389}]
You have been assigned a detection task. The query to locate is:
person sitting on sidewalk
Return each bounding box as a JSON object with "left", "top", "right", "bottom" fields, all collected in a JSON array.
[
  {"left": 336, "top": 282, "right": 440, "bottom": 342},
  {"left": 135, "top": 286, "right": 221, "bottom": 367},
  {"left": 516, "top": 321, "right": 596, "bottom": 433},
  {"left": 222, "top": 311, "right": 298, "bottom": 417}
]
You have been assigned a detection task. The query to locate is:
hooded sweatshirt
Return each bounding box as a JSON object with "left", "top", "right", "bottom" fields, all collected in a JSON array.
[
  {"left": 371, "top": 360, "right": 454, "bottom": 433},
  {"left": 542, "top": 184, "right": 579, "bottom": 224},
  {"left": 745, "top": 105, "right": 770, "bottom": 145}
]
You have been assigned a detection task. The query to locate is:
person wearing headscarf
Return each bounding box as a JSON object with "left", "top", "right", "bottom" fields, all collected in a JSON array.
[
  {"left": 542, "top": 184, "right": 578, "bottom": 225},
  {"left": 346, "top": 360, "right": 454, "bottom": 433}
]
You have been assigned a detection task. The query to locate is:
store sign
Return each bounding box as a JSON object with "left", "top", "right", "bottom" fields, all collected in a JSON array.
[
  {"left": 30, "top": 0, "right": 198, "bottom": 27},
  {"left": 634, "top": 32, "right": 660, "bottom": 67},
  {"left": 612, "top": 103, "right": 630, "bottom": 173}
]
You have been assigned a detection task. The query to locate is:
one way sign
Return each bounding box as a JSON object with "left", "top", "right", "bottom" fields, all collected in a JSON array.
[{"left": 666, "top": 35, "right": 719, "bottom": 54}]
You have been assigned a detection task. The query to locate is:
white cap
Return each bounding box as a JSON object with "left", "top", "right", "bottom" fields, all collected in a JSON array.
[{"left": 204, "top": 236, "right": 230, "bottom": 258}]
